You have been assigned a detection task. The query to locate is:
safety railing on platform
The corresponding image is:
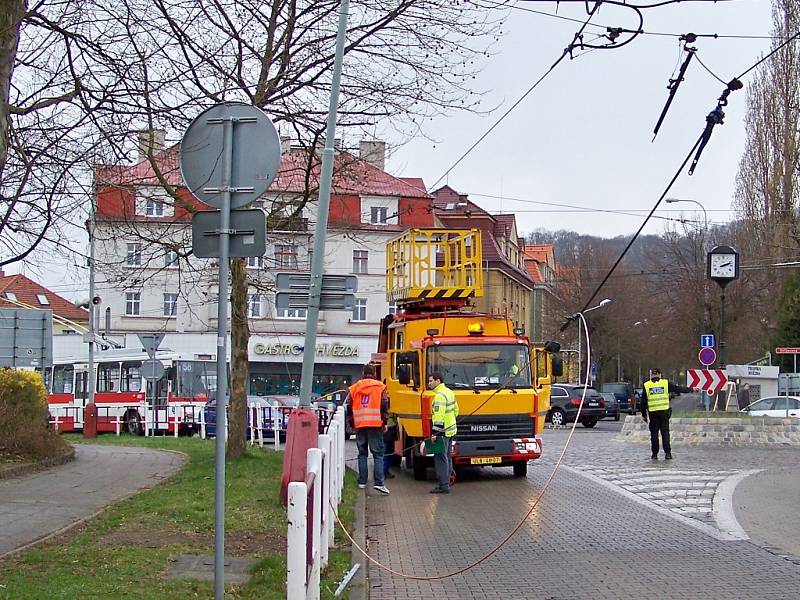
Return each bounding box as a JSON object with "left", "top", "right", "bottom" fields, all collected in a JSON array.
[{"left": 287, "top": 408, "right": 346, "bottom": 599}]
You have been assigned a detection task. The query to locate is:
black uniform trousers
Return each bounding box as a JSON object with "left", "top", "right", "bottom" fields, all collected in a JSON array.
[{"left": 648, "top": 409, "right": 671, "bottom": 456}]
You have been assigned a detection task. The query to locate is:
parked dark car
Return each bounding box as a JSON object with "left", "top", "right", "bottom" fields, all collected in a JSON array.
[
  {"left": 547, "top": 384, "right": 606, "bottom": 428},
  {"left": 600, "top": 392, "right": 620, "bottom": 421},
  {"left": 600, "top": 382, "right": 636, "bottom": 415}
]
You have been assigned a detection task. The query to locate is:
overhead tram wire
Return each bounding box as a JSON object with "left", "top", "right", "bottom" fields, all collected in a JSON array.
[{"left": 563, "top": 26, "right": 800, "bottom": 328}]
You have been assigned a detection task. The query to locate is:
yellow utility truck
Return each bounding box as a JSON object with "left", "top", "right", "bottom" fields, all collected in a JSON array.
[{"left": 375, "top": 228, "right": 562, "bottom": 479}]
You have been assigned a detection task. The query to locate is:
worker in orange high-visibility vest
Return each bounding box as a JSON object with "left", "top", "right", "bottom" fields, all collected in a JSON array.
[{"left": 346, "top": 364, "right": 390, "bottom": 495}]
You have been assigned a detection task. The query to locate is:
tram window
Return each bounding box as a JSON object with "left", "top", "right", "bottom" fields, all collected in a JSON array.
[
  {"left": 97, "top": 363, "right": 121, "bottom": 392},
  {"left": 121, "top": 361, "right": 143, "bottom": 392},
  {"left": 52, "top": 365, "right": 74, "bottom": 394}
]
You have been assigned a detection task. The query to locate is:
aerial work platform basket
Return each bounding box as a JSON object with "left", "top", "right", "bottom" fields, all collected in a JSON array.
[{"left": 385, "top": 228, "right": 483, "bottom": 305}]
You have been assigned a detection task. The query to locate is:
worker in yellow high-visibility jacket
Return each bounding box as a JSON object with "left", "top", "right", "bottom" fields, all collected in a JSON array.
[{"left": 642, "top": 367, "right": 692, "bottom": 460}]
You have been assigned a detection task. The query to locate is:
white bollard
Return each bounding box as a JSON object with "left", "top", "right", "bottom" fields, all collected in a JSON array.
[
  {"left": 307, "top": 448, "right": 322, "bottom": 600},
  {"left": 174, "top": 413, "right": 180, "bottom": 438},
  {"left": 274, "top": 407, "right": 281, "bottom": 451},
  {"left": 335, "top": 411, "right": 346, "bottom": 498},
  {"left": 200, "top": 407, "right": 206, "bottom": 439},
  {"left": 318, "top": 434, "right": 331, "bottom": 567},
  {"left": 286, "top": 481, "right": 308, "bottom": 599}
]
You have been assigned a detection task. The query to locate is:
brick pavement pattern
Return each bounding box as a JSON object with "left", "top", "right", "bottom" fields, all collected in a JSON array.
[
  {"left": 0, "top": 444, "right": 185, "bottom": 557},
  {"left": 363, "top": 424, "right": 800, "bottom": 599}
]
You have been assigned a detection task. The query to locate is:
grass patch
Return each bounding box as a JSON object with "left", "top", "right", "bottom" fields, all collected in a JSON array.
[{"left": 0, "top": 434, "right": 356, "bottom": 599}]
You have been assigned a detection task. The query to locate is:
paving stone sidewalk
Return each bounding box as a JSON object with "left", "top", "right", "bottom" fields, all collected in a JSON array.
[
  {"left": 362, "top": 425, "right": 800, "bottom": 599},
  {"left": 0, "top": 444, "right": 185, "bottom": 557}
]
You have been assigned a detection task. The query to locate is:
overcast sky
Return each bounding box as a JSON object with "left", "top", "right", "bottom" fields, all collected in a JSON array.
[
  {"left": 386, "top": 0, "right": 774, "bottom": 238},
  {"left": 6, "top": 1, "right": 777, "bottom": 298}
]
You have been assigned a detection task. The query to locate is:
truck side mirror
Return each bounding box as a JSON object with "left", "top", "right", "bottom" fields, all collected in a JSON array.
[
  {"left": 551, "top": 354, "right": 563, "bottom": 377},
  {"left": 397, "top": 364, "right": 411, "bottom": 385}
]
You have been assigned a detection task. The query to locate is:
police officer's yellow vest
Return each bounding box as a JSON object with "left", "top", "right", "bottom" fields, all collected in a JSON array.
[
  {"left": 644, "top": 378, "right": 670, "bottom": 412},
  {"left": 432, "top": 383, "right": 459, "bottom": 437}
]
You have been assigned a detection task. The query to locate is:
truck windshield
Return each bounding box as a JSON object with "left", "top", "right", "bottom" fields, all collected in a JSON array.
[
  {"left": 176, "top": 360, "right": 216, "bottom": 397},
  {"left": 427, "top": 344, "right": 532, "bottom": 389}
]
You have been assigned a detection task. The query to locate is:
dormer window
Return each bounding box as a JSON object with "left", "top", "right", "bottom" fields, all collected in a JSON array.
[
  {"left": 36, "top": 294, "right": 49, "bottom": 305},
  {"left": 4, "top": 292, "right": 17, "bottom": 302},
  {"left": 145, "top": 198, "right": 164, "bottom": 217},
  {"left": 370, "top": 206, "right": 388, "bottom": 225}
]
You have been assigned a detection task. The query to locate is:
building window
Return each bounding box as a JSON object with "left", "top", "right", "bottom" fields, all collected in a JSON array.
[
  {"left": 247, "top": 294, "right": 262, "bottom": 318},
  {"left": 4, "top": 291, "right": 16, "bottom": 302},
  {"left": 388, "top": 301, "right": 398, "bottom": 315},
  {"left": 126, "top": 242, "right": 142, "bottom": 266},
  {"left": 125, "top": 292, "right": 141, "bottom": 316},
  {"left": 145, "top": 198, "right": 164, "bottom": 217},
  {"left": 36, "top": 293, "right": 49, "bottom": 305},
  {"left": 277, "top": 307, "right": 307, "bottom": 319},
  {"left": 163, "top": 293, "right": 178, "bottom": 316},
  {"left": 352, "top": 298, "right": 367, "bottom": 322},
  {"left": 164, "top": 250, "right": 178, "bottom": 268},
  {"left": 370, "top": 206, "right": 388, "bottom": 225},
  {"left": 353, "top": 250, "right": 368, "bottom": 274},
  {"left": 246, "top": 255, "right": 264, "bottom": 269},
  {"left": 275, "top": 244, "right": 298, "bottom": 270},
  {"left": 62, "top": 329, "right": 77, "bottom": 335}
]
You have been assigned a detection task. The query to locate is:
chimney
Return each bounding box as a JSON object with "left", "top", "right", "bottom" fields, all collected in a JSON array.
[
  {"left": 280, "top": 135, "right": 292, "bottom": 155},
  {"left": 359, "top": 140, "right": 386, "bottom": 171},
  {"left": 137, "top": 129, "right": 165, "bottom": 161},
  {"left": 313, "top": 137, "right": 342, "bottom": 156}
]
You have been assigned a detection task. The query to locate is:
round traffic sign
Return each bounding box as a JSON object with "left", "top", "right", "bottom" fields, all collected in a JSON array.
[
  {"left": 180, "top": 102, "right": 280, "bottom": 209},
  {"left": 698, "top": 347, "right": 717, "bottom": 366}
]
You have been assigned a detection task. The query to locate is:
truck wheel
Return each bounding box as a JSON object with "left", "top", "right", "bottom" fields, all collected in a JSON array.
[
  {"left": 410, "top": 449, "right": 427, "bottom": 481},
  {"left": 512, "top": 462, "right": 528, "bottom": 477},
  {"left": 581, "top": 419, "right": 597, "bottom": 428},
  {"left": 124, "top": 410, "right": 143, "bottom": 436}
]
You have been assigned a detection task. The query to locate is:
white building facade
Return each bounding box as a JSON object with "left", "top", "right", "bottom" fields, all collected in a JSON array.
[{"left": 86, "top": 138, "right": 433, "bottom": 395}]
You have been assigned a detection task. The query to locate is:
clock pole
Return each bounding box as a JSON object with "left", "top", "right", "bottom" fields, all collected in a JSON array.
[{"left": 719, "top": 287, "right": 725, "bottom": 369}]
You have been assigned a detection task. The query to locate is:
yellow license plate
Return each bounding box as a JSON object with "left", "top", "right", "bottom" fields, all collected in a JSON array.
[{"left": 471, "top": 456, "right": 502, "bottom": 465}]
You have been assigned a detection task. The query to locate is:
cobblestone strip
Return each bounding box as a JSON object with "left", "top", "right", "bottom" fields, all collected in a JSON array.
[{"left": 565, "top": 464, "right": 761, "bottom": 540}]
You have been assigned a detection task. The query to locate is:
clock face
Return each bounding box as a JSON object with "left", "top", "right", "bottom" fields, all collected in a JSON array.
[{"left": 709, "top": 253, "right": 736, "bottom": 278}]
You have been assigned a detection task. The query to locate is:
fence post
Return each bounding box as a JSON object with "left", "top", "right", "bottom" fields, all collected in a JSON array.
[
  {"left": 274, "top": 407, "right": 281, "bottom": 451},
  {"left": 138, "top": 401, "right": 146, "bottom": 437},
  {"left": 53, "top": 411, "right": 60, "bottom": 433},
  {"left": 318, "top": 434, "right": 331, "bottom": 568},
  {"left": 335, "top": 410, "right": 346, "bottom": 499},
  {"left": 307, "top": 448, "right": 322, "bottom": 600},
  {"left": 286, "top": 481, "right": 308, "bottom": 599},
  {"left": 174, "top": 412, "right": 180, "bottom": 438}
]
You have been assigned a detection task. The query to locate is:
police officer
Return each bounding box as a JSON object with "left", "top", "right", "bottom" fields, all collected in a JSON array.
[
  {"left": 346, "top": 364, "right": 390, "bottom": 494},
  {"left": 641, "top": 367, "right": 692, "bottom": 460},
  {"left": 428, "top": 372, "right": 458, "bottom": 494}
]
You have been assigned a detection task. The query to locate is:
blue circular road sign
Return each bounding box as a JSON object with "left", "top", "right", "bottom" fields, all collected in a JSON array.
[{"left": 698, "top": 347, "right": 717, "bottom": 366}]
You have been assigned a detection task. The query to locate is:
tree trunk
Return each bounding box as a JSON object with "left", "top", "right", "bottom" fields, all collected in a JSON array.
[
  {"left": 0, "top": 1, "right": 26, "bottom": 182},
  {"left": 229, "top": 257, "right": 249, "bottom": 459}
]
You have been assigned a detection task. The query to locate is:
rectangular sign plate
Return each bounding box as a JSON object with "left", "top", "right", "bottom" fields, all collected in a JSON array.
[
  {"left": 192, "top": 209, "right": 266, "bottom": 258},
  {"left": 275, "top": 291, "right": 356, "bottom": 311},
  {"left": 275, "top": 273, "right": 358, "bottom": 293},
  {"left": 470, "top": 456, "right": 502, "bottom": 465}
]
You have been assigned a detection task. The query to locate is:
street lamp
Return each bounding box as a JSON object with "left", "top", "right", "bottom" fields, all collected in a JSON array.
[
  {"left": 665, "top": 197, "right": 708, "bottom": 231},
  {"left": 574, "top": 298, "right": 612, "bottom": 384}
]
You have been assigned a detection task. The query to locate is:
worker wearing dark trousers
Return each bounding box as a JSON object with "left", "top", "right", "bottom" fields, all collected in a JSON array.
[
  {"left": 428, "top": 372, "right": 458, "bottom": 494},
  {"left": 642, "top": 367, "right": 693, "bottom": 460}
]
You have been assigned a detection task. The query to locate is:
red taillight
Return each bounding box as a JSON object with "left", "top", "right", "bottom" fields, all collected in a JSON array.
[
  {"left": 570, "top": 398, "right": 582, "bottom": 407},
  {"left": 599, "top": 399, "right": 605, "bottom": 407}
]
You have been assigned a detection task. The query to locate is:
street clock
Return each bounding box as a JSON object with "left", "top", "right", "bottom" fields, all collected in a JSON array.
[{"left": 706, "top": 245, "right": 739, "bottom": 288}]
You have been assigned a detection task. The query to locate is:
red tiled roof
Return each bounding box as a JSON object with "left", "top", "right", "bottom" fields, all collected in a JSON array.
[
  {"left": 526, "top": 262, "right": 544, "bottom": 285},
  {"left": 523, "top": 243, "right": 554, "bottom": 265},
  {"left": 0, "top": 274, "right": 90, "bottom": 322},
  {"left": 97, "top": 145, "right": 431, "bottom": 199}
]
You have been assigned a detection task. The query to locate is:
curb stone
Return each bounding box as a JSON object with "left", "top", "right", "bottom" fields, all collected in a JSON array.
[
  {"left": 348, "top": 487, "right": 367, "bottom": 600},
  {"left": 0, "top": 446, "right": 76, "bottom": 480}
]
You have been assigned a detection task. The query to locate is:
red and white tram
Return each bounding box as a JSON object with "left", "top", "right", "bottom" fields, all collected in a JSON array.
[{"left": 45, "top": 351, "right": 216, "bottom": 435}]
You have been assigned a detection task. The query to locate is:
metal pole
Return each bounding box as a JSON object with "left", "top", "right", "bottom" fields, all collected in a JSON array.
[
  {"left": 719, "top": 287, "right": 725, "bottom": 369},
  {"left": 576, "top": 320, "right": 582, "bottom": 383},
  {"left": 213, "top": 117, "right": 233, "bottom": 600},
  {"left": 87, "top": 205, "right": 96, "bottom": 409},
  {"left": 298, "top": 0, "right": 350, "bottom": 407}
]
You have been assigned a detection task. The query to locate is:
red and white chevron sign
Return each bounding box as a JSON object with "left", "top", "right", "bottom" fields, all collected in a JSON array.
[{"left": 686, "top": 369, "right": 728, "bottom": 394}]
